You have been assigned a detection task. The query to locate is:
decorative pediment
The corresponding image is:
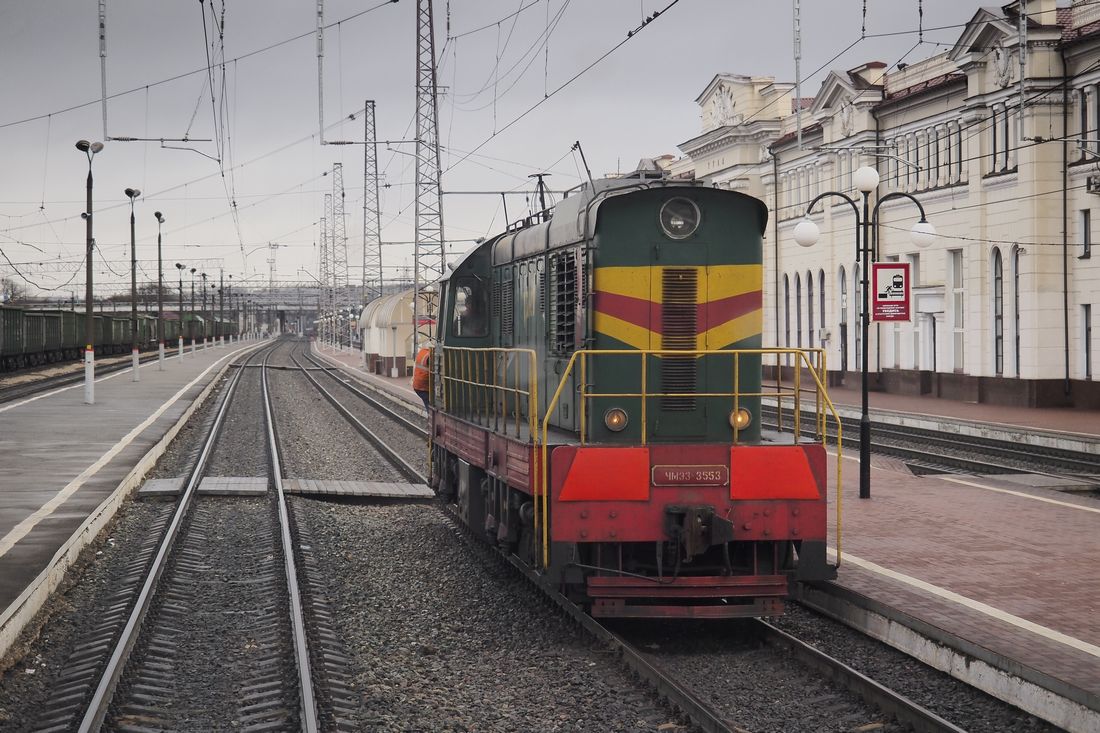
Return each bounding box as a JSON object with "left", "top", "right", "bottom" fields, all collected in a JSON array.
[
  {"left": 809, "top": 71, "right": 860, "bottom": 116},
  {"left": 948, "top": 8, "right": 1018, "bottom": 62},
  {"left": 695, "top": 74, "right": 752, "bottom": 133}
]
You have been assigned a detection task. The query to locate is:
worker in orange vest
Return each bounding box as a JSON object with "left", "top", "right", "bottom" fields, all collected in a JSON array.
[{"left": 412, "top": 341, "right": 432, "bottom": 410}]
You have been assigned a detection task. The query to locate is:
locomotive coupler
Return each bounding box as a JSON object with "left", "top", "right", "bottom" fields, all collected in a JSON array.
[{"left": 664, "top": 505, "right": 735, "bottom": 560}]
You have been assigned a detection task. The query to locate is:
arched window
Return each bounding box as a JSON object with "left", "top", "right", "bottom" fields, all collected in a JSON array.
[
  {"left": 806, "top": 270, "right": 815, "bottom": 348},
  {"left": 795, "top": 273, "right": 803, "bottom": 347},
  {"left": 818, "top": 269, "right": 826, "bottom": 337},
  {"left": 838, "top": 267, "right": 848, "bottom": 372},
  {"left": 993, "top": 249, "right": 1004, "bottom": 375},
  {"left": 783, "top": 274, "right": 791, "bottom": 348},
  {"left": 1012, "top": 246, "right": 1021, "bottom": 377},
  {"left": 853, "top": 263, "right": 862, "bottom": 367}
]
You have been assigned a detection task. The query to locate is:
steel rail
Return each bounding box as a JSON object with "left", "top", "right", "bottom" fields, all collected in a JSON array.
[
  {"left": 301, "top": 351, "right": 426, "bottom": 436},
  {"left": 77, "top": 339, "right": 278, "bottom": 732},
  {"left": 0, "top": 351, "right": 164, "bottom": 404},
  {"left": 762, "top": 405, "right": 1100, "bottom": 481},
  {"left": 289, "top": 348, "right": 425, "bottom": 483},
  {"left": 261, "top": 342, "right": 321, "bottom": 733},
  {"left": 317, "top": 350, "right": 976, "bottom": 732},
  {"left": 756, "top": 620, "right": 967, "bottom": 733}
]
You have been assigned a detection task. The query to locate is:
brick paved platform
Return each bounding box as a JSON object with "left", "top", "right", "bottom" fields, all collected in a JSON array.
[
  {"left": 0, "top": 337, "right": 267, "bottom": 659},
  {"left": 825, "top": 449, "right": 1100, "bottom": 726}
]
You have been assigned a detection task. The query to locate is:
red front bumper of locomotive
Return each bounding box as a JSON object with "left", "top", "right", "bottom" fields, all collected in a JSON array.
[{"left": 550, "top": 442, "right": 830, "bottom": 618}]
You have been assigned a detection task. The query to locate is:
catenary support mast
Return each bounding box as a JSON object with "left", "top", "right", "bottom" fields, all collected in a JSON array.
[{"left": 413, "top": 0, "right": 446, "bottom": 348}]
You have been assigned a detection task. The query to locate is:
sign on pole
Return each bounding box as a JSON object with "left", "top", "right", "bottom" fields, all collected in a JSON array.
[{"left": 871, "top": 262, "right": 911, "bottom": 322}]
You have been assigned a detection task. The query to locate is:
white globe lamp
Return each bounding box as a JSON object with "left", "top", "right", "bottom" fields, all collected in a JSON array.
[
  {"left": 853, "top": 166, "right": 880, "bottom": 193},
  {"left": 793, "top": 218, "right": 820, "bottom": 248},
  {"left": 911, "top": 219, "right": 936, "bottom": 248}
]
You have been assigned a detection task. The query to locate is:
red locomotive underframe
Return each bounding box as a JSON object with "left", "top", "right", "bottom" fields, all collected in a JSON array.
[
  {"left": 432, "top": 412, "right": 828, "bottom": 546},
  {"left": 433, "top": 413, "right": 830, "bottom": 617}
]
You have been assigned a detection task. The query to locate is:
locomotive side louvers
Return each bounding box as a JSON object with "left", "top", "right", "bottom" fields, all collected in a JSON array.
[
  {"left": 549, "top": 252, "right": 577, "bottom": 355},
  {"left": 661, "top": 267, "right": 698, "bottom": 411}
]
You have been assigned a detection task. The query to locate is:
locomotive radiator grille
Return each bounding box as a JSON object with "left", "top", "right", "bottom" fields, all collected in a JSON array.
[
  {"left": 549, "top": 252, "right": 577, "bottom": 355},
  {"left": 661, "top": 268, "right": 698, "bottom": 411}
]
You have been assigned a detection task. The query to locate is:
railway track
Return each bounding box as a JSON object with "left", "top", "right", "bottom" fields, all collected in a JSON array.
[
  {"left": 0, "top": 351, "right": 167, "bottom": 405},
  {"left": 301, "top": 346, "right": 966, "bottom": 733},
  {"left": 762, "top": 404, "right": 1100, "bottom": 483},
  {"left": 28, "top": 338, "right": 326, "bottom": 732}
]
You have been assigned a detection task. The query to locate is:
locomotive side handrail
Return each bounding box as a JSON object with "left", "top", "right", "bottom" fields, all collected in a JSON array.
[
  {"left": 538, "top": 348, "right": 843, "bottom": 571},
  {"left": 437, "top": 346, "right": 539, "bottom": 440}
]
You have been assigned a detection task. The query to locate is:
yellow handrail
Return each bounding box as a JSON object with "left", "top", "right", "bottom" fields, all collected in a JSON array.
[{"left": 537, "top": 347, "right": 843, "bottom": 570}]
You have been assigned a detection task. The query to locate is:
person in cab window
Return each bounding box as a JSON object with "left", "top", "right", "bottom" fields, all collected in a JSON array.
[
  {"left": 458, "top": 285, "right": 487, "bottom": 337},
  {"left": 412, "top": 340, "right": 432, "bottom": 410}
]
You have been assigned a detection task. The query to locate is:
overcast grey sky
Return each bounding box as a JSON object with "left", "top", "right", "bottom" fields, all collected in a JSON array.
[{"left": 0, "top": 0, "right": 979, "bottom": 299}]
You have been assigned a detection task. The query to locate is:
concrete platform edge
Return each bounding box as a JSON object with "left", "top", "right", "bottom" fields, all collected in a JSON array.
[
  {"left": 797, "top": 581, "right": 1099, "bottom": 733},
  {"left": 763, "top": 397, "right": 1100, "bottom": 454},
  {"left": 0, "top": 339, "right": 266, "bottom": 663}
]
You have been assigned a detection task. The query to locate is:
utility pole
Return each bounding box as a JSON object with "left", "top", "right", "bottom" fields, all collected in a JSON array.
[
  {"left": 332, "top": 162, "right": 349, "bottom": 347},
  {"left": 363, "top": 100, "right": 384, "bottom": 303},
  {"left": 413, "top": 0, "right": 446, "bottom": 350},
  {"left": 320, "top": 197, "right": 332, "bottom": 346},
  {"left": 219, "top": 270, "right": 224, "bottom": 346}
]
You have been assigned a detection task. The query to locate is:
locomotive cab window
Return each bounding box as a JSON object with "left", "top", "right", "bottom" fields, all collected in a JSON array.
[
  {"left": 659, "top": 197, "right": 701, "bottom": 239},
  {"left": 450, "top": 278, "right": 489, "bottom": 338}
]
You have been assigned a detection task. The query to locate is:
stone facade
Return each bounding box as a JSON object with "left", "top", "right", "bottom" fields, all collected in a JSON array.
[{"left": 672, "top": 1, "right": 1100, "bottom": 407}]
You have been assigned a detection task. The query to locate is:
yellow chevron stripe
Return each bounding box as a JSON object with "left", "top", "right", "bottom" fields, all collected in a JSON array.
[
  {"left": 700, "top": 310, "right": 763, "bottom": 350},
  {"left": 594, "top": 265, "right": 762, "bottom": 304},
  {"left": 707, "top": 265, "right": 762, "bottom": 302},
  {"left": 594, "top": 267, "right": 652, "bottom": 301},
  {"left": 596, "top": 310, "right": 763, "bottom": 352},
  {"left": 593, "top": 311, "right": 654, "bottom": 350}
]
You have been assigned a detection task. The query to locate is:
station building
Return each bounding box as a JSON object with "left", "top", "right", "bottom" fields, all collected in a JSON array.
[{"left": 669, "top": 0, "right": 1099, "bottom": 407}]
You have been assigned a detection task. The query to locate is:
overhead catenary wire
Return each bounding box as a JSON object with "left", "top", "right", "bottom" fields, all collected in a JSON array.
[{"left": 444, "top": 0, "right": 683, "bottom": 176}]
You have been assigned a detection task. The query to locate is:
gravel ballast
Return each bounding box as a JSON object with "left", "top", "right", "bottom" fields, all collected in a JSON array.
[
  {"left": 770, "top": 603, "right": 1061, "bottom": 732},
  {"left": 293, "top": 500, "right": 678, "bottom": 732}
]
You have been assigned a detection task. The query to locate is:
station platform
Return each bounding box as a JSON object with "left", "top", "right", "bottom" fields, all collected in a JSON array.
[
  {"left": 313, "top": 341, "right": 1099, "bottom": 728},
  {"left": 0, "top": 338, "right": 265, "bottom": 661}
]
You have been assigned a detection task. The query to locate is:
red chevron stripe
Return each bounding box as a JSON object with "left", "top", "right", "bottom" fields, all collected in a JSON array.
[{"left": 594, "top": 289, "right": 763, "bottom": 334}]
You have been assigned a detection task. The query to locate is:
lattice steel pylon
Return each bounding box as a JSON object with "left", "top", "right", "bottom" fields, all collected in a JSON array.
[
  {"left": 319, "top": 194, "right": 332, "bottom": 345},
  {"left": 363, "top": 100, "right": 383, "bottom": 303},
  {"left": 331, "top": 162, "right": 350, "bottom": 346},
  {"left": 413, "top": 0, "right": 446, "bottom": 348}
]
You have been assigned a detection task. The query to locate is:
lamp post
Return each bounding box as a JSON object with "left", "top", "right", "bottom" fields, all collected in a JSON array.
[
  {"left": 190, "top": 268, "right": 197, "bottom": 352},
  {"left": 227, "top": 274, "right": 233, "bottom": 342},
  {"left": 218, "top": 278, "right": 224, "bottom": 347},
  {"left": 200, "top": 272, "right": 208, "bottom": 347},
  {"left": 175, "top": 263, "right": 185, "bottom": 357},
  {"left": 155, "top": 211, "right": 166, "bottom": 369},
  {"left": 76, "top": 139, "right": 104, "bottom": 405},
  {"left": 125, "top": 187, "right": 142, "bottom": 382},
  {"left": 793, "top": 166, "right": 935, "bottom": 499}
]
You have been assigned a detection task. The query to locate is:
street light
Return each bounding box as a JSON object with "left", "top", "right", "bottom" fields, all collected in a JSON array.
[
  {"left": 175, "top": 263, "right": 185, "bottom": 357},
  {"left": 227, "top": 274, "right": 233, "bottom": 342},
  {"left": 76, "top": 139, "right": 104, "bottom": 405},
  {"left": 124, "top": 187, "right": 141, "bottom": 382},
  {"left": 154, "top": 211, "right": 166, "bottom": 369},
  {"left": 200, "top": 272, "right": 208, "bottom": 347},
  {"left": 190, "top": 267, "right": 197, "bottom": 352},
  {"left": 795, "top": 165, "right": 934, "bottom": 500}
]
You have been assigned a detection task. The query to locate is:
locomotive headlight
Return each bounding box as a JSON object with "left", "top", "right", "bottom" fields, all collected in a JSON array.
[
  {"left": 659, "top": 198, "right": 700, "bottom": 239},
  {"left": 729, "top": 407, "right": 752, "bottom": 430},
  {"left": 604, "top": 407, "right": 629, "bottom": 432}
]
